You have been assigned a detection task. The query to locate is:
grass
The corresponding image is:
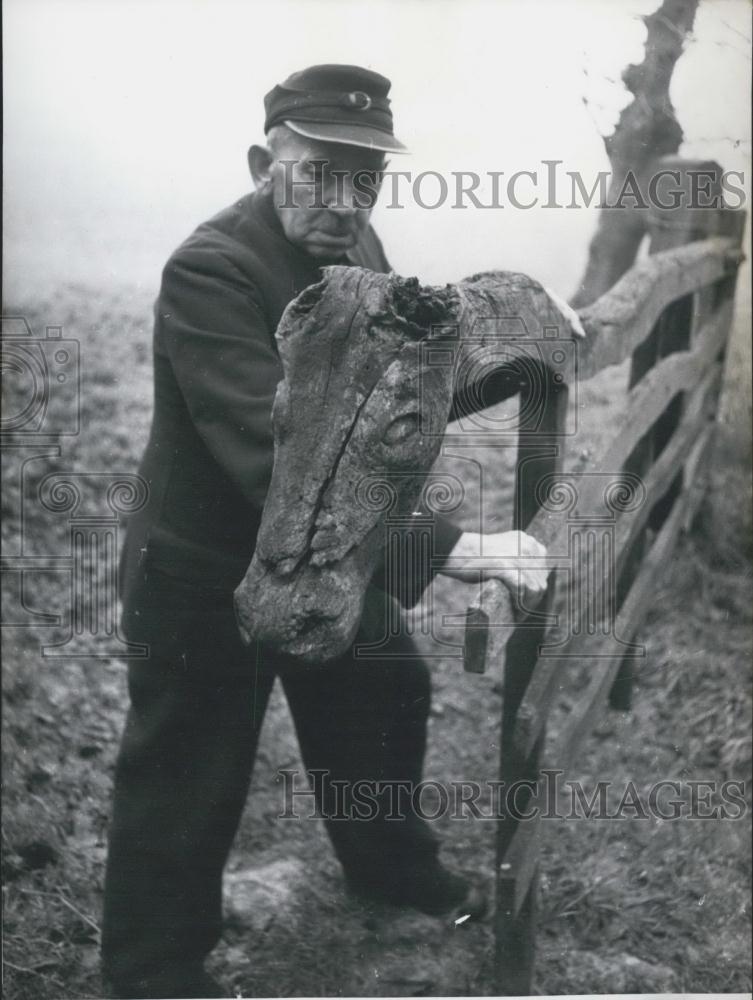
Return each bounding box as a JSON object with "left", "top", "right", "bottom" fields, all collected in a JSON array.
[{"left": 1, "top": 282, "right": 751, "bottom": 997}]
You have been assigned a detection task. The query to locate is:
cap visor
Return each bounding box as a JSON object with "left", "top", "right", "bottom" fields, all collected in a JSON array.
[{"left": 284, "top": 119, "right": 409, "bottom": 154}]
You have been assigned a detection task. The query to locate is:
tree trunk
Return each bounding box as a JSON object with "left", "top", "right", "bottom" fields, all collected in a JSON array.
[{"left": 571, "top": 0, "right": 700, "bottom": 308}]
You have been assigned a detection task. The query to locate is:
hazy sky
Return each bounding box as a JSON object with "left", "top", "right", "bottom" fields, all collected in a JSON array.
[{"left": 3, "top": 0, "right": 751, "bottom": 300}]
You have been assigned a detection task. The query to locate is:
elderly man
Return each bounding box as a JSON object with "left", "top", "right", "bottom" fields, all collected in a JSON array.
[{"left": 102, "top": 64, "right": 549, "bottom": 999}]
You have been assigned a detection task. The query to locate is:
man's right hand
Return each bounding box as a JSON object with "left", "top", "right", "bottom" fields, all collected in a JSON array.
[
  {"left": 478, "top": 530, "right": 549, "bottom": 609},
  {"left": 440, "top": 529, "right": 550, "bottom": 609}
]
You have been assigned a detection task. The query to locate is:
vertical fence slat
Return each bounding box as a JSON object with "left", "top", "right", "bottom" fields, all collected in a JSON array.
[{"left": 494, "top": 373, "right": 568, "bottom": 996}]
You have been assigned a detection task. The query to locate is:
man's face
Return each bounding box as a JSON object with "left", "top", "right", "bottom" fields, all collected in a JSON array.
[{"left": 262, "top": 129, "right": 386, "bottom": 261}]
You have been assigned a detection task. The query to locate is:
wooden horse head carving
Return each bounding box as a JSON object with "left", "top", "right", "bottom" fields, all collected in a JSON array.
[{"left": 234, "top": 264, "right": 578, "bottom": 662}]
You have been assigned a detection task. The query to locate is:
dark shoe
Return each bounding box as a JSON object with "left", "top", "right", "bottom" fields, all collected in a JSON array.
[
  {"left": 347, "top": 863, "right": 488, "bottom": 920},
  {"left": 104, "top": 965, "right": 227, "bottom": 998}
]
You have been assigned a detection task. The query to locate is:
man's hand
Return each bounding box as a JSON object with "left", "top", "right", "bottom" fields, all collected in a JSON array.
[{"left": 440, "top": 530, "right": 550, "bottom": 609}]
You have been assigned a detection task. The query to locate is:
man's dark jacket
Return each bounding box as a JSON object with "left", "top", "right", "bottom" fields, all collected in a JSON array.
[{"left": 120, "top": 189, "right": 461, "bottom": 638}]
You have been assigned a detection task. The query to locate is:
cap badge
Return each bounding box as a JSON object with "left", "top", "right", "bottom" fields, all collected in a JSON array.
[{"left": 345, "top": 90, "right": 372, "bottom": 111}]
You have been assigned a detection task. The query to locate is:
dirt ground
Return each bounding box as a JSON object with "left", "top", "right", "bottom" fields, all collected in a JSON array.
[{"left": 2, "top": 283, "right": 751, "bottom": 997}]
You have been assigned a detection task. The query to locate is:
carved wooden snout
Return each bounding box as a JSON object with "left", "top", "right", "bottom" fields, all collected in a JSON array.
[{"left": 233, "top": 541, "right": 376, "bottom": 663}]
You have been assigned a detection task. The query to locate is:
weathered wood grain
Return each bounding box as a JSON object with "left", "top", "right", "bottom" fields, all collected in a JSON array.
[
  {"left": 535, "top": 295, "right": 731, "bottom": 545},
  {"left": 563, "top": 309, "right": 725, "bottom": 531},
  {"left": 610, "top": 361, "right": 723, "bottom": 568},
  {"left": 576, "top": 237, "right": 741, "bottom": 381},
  {"left": 498, "top": 809, "right": 543, "bottom": 920}
]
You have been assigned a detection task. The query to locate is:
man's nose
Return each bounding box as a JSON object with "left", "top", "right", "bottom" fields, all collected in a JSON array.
[
  {"left": 324, "top": 196, "right": 358, "bottom": 217},
  {"left": 323, "top": 179, "right": 359, "bottom": 215}
]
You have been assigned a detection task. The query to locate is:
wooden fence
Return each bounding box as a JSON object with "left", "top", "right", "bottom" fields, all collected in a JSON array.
[{"left": 460, "top": 160, "right": 746, "bottom": 995}]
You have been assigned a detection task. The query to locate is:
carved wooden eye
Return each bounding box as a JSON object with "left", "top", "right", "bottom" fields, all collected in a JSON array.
[{"left": 382, "top": 413, "right": 420, "bottom": 445}]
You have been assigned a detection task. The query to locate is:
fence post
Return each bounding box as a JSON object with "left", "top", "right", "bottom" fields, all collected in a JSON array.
[
  {"left": 494, "top": 369, "right": 568, "bottom": 995},
  {"left": 608, "top": 157, "right": 738, "bottom": 709}
]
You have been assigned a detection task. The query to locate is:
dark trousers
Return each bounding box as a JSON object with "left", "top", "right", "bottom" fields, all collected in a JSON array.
[{"left": 101, "top": 573, "right": 436, "bottom": 986}]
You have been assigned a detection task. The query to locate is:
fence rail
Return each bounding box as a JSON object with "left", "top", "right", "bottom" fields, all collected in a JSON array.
[{"left": 461, "top": 159, "right": 746, "bottom": 995}]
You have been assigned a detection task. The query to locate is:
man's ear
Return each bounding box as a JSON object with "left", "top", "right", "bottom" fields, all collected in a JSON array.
[{"left": 248, "top": 144, "right": 274, "bottom": 190}]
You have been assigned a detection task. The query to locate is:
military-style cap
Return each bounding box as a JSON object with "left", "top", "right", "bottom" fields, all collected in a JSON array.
[{"left": 264, "top": 64, "right": 408, "bottom": 154}]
